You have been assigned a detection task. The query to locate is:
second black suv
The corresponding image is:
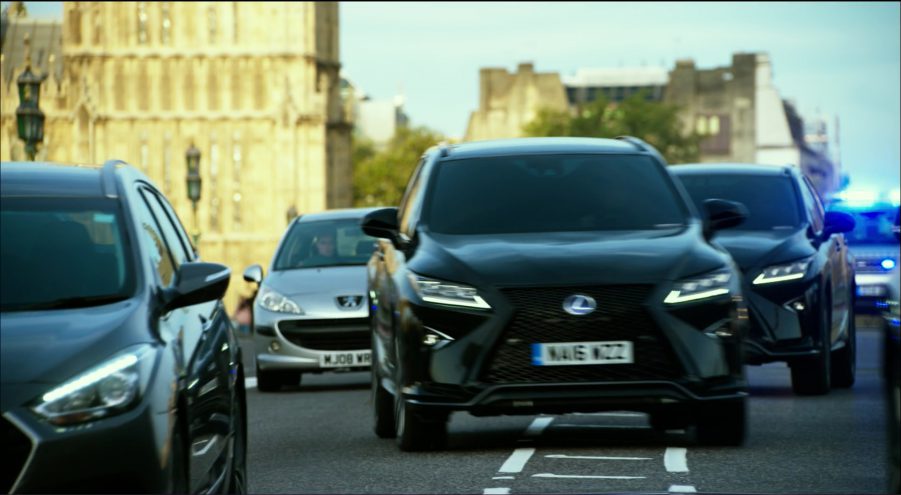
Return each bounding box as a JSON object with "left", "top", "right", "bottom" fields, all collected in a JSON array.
[
  {"left": 363, "top": 137, "right": 750, "bottom": 451},
  {"left": 672, "top": 164, "right": 856, "bottom": 395}
]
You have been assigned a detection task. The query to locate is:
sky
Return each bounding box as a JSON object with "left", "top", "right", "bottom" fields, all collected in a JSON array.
[{"left": 7, "top": 2, "right": 900, "bottom": 195}]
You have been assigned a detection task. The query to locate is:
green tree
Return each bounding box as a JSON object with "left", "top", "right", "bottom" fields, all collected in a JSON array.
[
  {"left": 352, "top": 126, "right": 445, "bottom": 207},
  {"left": 523, "top": 91, "right": 701, "bottom": 164}
]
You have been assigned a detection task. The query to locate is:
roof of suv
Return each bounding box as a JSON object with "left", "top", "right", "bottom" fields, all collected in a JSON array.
[
  {"left": 1, "top": 161, "right": 112, "bottom": 198},
  {"left": 441, "top": 137, "right": 646, "bottom": 160},
  {"left": 670, "top": 163, "right": 795, "bottom": 177}
]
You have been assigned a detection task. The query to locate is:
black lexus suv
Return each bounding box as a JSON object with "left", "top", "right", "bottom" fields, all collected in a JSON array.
[
  {"left": 1, "top": 161, "right": 247, "bottom": 493},
  {"left": 363, "top": 137, "right": 751, "bottom": 451},
  {"left": 672, "top": 164, "right": 856, "bottom": 395}
]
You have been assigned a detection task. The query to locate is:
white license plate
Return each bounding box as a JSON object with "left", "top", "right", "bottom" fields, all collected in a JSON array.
[
  {"left": 531, "top": 341, "right": 633, "bottom": 366},
  {"left": 319, "top": 350, "right": 371, "bottom": 368}
]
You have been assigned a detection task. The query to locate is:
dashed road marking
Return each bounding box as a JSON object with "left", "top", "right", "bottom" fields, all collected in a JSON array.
[
  {"left": 245, "top": 377, "right": 257, "bottom": 389},
  {"left": 664, "top": 447, "right": 689, "bottom": 473},
  {"left": 533, "top": 473, "right": 646, "bottom": 480},
  {"left": 499, "top": 448, "right": 536, "bottom": 473},
  {"left": 545, "top": 454, "right": 652, "bottom": 461},
  {"left": 483, "top": 488, "right": 510, "bottom": 494},
  {"left": 554, "top": 424, "right": 651, "bottom": 429},
  {"left": 572, "top": 412, "right": 645, "bottom": 417},
  {"left": 669, "top": 485, "right": 697, "bottom": 492},
  {"left": 492, "top": 476, "right": 514, "bottom": 480}
]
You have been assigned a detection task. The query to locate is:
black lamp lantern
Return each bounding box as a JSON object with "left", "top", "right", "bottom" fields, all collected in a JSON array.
[
  {"left": 185, "top": 143, "right": 202, "bottom": 244},
  {"left": 15, "top": 34, "right": 46, "bottom": 161}
]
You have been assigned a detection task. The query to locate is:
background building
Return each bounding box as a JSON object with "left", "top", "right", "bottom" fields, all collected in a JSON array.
[
  {"left": 562, "top": 66, "right": 668, "bottom": 105},
  {"left": 1, "top": 1, "right": 353, "bottom": 310},
  {"left": 341, "top": 77, "right": 409, "bottom": 148},
  {"left": 464, "top": 62, "right": 568, "bottom": 142}
]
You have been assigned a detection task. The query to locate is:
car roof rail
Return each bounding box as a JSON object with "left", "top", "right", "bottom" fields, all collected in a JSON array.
[
  {"left": 101, "top": 159, "right": 128, "bottom": 198},
  {"left": 615, "top": 135, "right": 650, "bottom": 151},
  {"left": 438, "top": 141, "right": 451, "bottom": 158}
]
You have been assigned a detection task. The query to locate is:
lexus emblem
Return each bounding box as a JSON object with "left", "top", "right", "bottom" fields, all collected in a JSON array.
[
  {"left": 562, "top": 294, "right": 596, "bottom": 316},
  {"left": 336, "top": 295, "right": 363, "bottom": 310}
]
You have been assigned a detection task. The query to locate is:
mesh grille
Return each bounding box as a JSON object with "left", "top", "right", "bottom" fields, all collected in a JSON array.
[
  {"left": 278, "top": 318, "right": 370, "bottom": 351},
  {"left": 2, "top": 417, "right": 31, "bottom": 493},
  {"left": 483, "top": 285, "right": 682, "bottom": 383}
]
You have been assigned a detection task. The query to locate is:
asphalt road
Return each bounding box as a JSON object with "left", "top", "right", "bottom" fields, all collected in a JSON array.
[{"left": 236, "top": 320, "right": 891, "bottom": 494}]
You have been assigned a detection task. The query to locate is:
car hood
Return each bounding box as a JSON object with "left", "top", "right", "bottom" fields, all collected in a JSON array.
[
  {"left": 265, "top": 265, "right": 369, "bottom": 298},
  {"left": 413, "top": 225, "right": 726, "bottom": 287},
  {"left": 712, "top": 229, "right": 814, "bottom": 271},
  {"left": 0, "top": 300, "right": 145, "bottom": 411}
]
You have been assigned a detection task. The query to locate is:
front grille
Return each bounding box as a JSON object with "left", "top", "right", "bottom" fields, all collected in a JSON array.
[
  {"left": 483, "top": 286, "right": 682, "bottom": 383},
  {"left": 278, "top": 318, "right": 370, "bottom": 350},
  {"left": 2, "top": 417, "right": 32, "bottom": 493}
]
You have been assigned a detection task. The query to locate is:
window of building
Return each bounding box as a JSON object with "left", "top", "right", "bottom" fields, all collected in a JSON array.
[
  {"left": 137, "top": 2, "right": 148, "bottom": 45},
  {"left": 208, "top": 5, "right": 218, "bottom": 44},
  {"left": 232, "top": 133, "right": 243, "bottom": 230},
  {"left": 698, "top": 113, "right": 731, "bottom": 154},
  {"left": 209, "top": 137, "right": 221, "bottom": 233},
  {"left": 161, "top": 2, "right": 171, "bottom": 45}
]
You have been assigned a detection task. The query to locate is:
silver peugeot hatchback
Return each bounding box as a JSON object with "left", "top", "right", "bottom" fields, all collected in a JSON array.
[{"left": 243, "top": 208, "right": 380, "bottom": 391}]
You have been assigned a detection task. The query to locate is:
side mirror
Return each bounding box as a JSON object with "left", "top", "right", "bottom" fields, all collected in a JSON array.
[
  {"left": 163, "top": 262, "right": 230, "bottom": 313},
  {"left": 703, "top": 199, "right": 748, "bottom": 239},
  {"left": 361, "top": 207, "right": 399, "bottom": 241},
  {"left": 822, "top": 211, "right": 855, "bottom": 238},
  {"left": 243, "top": 264, "right": 263, "bottom": 284}
]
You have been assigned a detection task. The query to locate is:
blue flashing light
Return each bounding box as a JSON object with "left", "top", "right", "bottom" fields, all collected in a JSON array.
[{"left": 882, "top": 258, "right": 897, "bottom": 270}]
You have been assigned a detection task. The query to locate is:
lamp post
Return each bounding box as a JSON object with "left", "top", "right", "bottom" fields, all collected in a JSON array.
[
  {"left": 185, "top": 143, "right": 202, "bottom": 245},
  {"left": 15, "top": 34, "right": 46, "bottom": 161}
]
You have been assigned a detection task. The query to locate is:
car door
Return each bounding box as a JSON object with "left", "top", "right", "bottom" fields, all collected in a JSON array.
[
  {"left": 800, "top": 177, "right": 851, "bottom": 344},
  {"left": 138, "top": 186, "right": 235, "bottom": 492}
]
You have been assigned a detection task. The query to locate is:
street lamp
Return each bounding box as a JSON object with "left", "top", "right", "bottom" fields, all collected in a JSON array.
[
  {"left": 185, "top": 143, "right": 202, "bottom": 245},
  {"left": 15, "top": 34, "right": 46, "bottom": 161},
  {"left": 286, "top": 205, "right": 298, "bottom": 225}
]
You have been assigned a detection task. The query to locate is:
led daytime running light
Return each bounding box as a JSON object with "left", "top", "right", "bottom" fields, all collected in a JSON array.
[
  {"left": 664, "top": 288, "right": 730, "bottom": 304},
  {"left": 42, "top": 354, "right": 138, "bottom": 403}
]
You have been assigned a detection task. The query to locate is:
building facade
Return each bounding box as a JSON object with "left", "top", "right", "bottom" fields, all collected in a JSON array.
[
  {"left": 1, "top": 1, "right": 353, "bottom": 311},
  {"left": 464, "top": 62, "right": 568, "bottom": 142},
  {"left": 562, "top": 66, "right": 668, "bottom": 105}
]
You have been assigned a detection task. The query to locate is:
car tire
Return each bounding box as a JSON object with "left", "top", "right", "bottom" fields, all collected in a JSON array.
[
  {"left": 166, "top": 426, "right": 189, "bottom": 494},
  {"left": 395, "top": 392, "right": 447, "bottom": 452},
  {"left": 791, "top": 293, "right": 832, "bottom": 395},
  {"left": 227, "top": 367, "right": 248, "bottom": 494},
  {"left": 831, "top": 294, "right": 856, "bottom": 388},
  {"left": 372, "top": 369, "right": 396, "bottom": 438},
  {"left": 695, "top": 398, "right": 746, "bottom": 446}
]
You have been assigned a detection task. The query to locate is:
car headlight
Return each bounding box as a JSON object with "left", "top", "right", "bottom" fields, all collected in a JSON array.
[
  {"left": 32, "top": 344, "right": 156, "bottom": 426},
  {"left": 257, "top": 286, "right": 303, "bottom": 314},
  {"left": 753, "top": 258, "right": 811, "bottom": 285},
  {"left": 664, "top": 269, "right": 732, "bottom": 304},
  {"left": 408, "top": 273, "right": 491, "bottom": 310}
]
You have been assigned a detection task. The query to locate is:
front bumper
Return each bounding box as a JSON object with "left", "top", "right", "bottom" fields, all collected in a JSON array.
[
  {"left": 742, "top": 278, "right": 823, "bottom": 365},
  {"left": 254, "top": 316, "right": 371, "bottom": 372},
  {"left": 2, "top": 401, "right": 171, "bottom": 493},
  {"left": 399, "top": 379, "right": 747, "bottom": 417}
]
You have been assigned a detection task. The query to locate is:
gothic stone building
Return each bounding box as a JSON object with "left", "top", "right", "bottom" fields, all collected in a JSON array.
[{"left": 1, "top": 2, "right": 353, "bottom": 310}]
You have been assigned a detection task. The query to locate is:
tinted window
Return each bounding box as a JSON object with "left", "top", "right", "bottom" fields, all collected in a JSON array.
[
  {"left": 273, "top": 218, "right": 379, "bottom": 270},
  {"left": 140, "top": 188, "right": 190, "bottom": 266},
  {"left": 425, "top": 154, "right": 686, "bottom": 235},
  {"left": 800, "top": 177, "right": 825, "bottom": 232},
  {"left": 0, "top": 198, "right": 136, "bottom": 311},
  {"left": 132, "top": 192, "right": 177, "bottom": 287},
  {"left": 676, "top": 174, "right": 802, "bottom": 231}
]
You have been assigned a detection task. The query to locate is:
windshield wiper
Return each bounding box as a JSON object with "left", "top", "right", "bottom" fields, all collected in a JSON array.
[{"left": 2, "top": 294, "right": 130, "bottom": 312}]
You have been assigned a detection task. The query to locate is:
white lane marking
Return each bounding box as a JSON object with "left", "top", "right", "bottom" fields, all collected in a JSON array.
[
  {"left": 554, "top": 424, "right": 651, "bottom": 429},
  {"left": 533, "top": 473, "right": 646, "bottom": 480},
  {"left": 483, "top": 489, "right": 510, "bottom": 494},
  {"left": 572, "top": 412, "right": 645, "bottom": 417},
  {"left": 492, "top": 476, "right": 515, "bottom": 480},
  {"left": 499, "top": 448, "right": 536, "bottom": 473},
  {"left": 525, "top": 417, "right": 554, "bottom": 437},
  {"left": 245, "top": 377, "right": 257, "bottom": 389},
  {"left": 664, "top": 447, "right": 689, "bottom": 473},
  {"left": 669, "top": 485, "right": 697, "bottom": 493},
  {"left": 545, "top": 454, "right": 652, "bottom": 461}
]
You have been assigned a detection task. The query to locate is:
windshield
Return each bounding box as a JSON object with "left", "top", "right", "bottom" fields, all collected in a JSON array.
[
  {"left": 425, "top": 154, "right": 687, "bottom": 235},
  {"left": 0, "top": 198, "right": 136, "bottom": 312},
  {"left": 675, "top": 174, "right": 803, "bottom": 231},
  {"left": 273, "top": 218, "right": 378, "bottom": 270}
]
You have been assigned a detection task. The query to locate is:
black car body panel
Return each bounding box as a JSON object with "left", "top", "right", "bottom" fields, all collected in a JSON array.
[
  {"left": 365, "top": 138, "right": 750, "bottom": 449},
  {"left": 0, "top": 161, "right": 246, "bottom": 493},
  {"left": 672, "top": 164, "right": 856, "bottom": 394}
]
